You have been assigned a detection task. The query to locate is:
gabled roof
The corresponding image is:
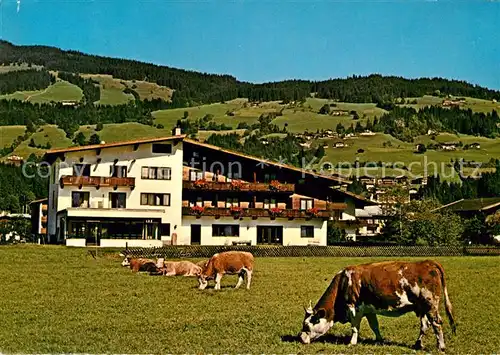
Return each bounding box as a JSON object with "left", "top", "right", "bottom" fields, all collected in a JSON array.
[
  {"left": 434, "top": 197, "right": 500, "bottom": 213},
  {"left": 44, "top": 135, "right": 186, "bottom": 157},
  {"left": 184, "top": 138, "right": 351, "bottom": 184}
]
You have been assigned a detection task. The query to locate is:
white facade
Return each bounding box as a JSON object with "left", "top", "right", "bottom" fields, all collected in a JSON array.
[
  {"left": 48, "top": 138, "right": 183, "bottom": 246},
  {"left": 47, "top": 137, "right": 334, "bottom": 247},
  {"left": 180, "top": 216, "right": 326, "bottom": 246}
]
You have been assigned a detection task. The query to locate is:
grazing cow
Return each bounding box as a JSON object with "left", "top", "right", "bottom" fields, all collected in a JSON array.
[
  {"left": 198, "top": 251, "right": 254, "bottom": 290},
  {"left": 299, "top": 260, "right": 456, "bottom": 351},
  {"left": 121, "top": 257, "right": 158, "bottom": 273},
  {"left": 154, "top": 258, "right": 202, "bottom": 277}
]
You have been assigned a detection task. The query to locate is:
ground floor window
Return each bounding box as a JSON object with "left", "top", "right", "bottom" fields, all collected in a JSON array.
[
  {"left": 160, "top": 223, "right": 171, "bottom": 236},
  {"left": 257, "top": 226, "right": 283, "bottom": 245},
  {"left": 301, "top": 226, "right": 314, "bottom": 238},
  {"left": 212, "top": 224, "right": 239, "bottom": 237},
  {"left": 67, "top": 218, "right": 160, "bottom": 240}
]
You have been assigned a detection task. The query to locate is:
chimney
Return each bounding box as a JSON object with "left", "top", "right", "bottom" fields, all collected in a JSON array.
[{"left": 172, "top": 126, "right": 182, "bottom": 136}]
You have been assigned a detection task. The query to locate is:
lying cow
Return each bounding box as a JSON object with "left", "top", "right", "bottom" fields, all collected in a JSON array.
[
  {"left": 121, "top": 257, "right": 158, "bottom": 273},
  {"left": 198, "top": 251, "right": 254, "bottom": 290},
  {"left": 299, "top": 260, "right": 456, "bottom": 351},
  {"left": 154, "top": 258, "right": 202, "bottom": 277}
]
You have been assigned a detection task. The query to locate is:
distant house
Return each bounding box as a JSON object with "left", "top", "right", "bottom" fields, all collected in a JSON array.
[
  {"left": 333, "top": 142, "right": 346, "bottom": 148},
  {"left": 322, "top": 143, "right": 329, "bottom": 149},
  {"left": 442, "top": 99, "right": 465, "bottom": 107},
  {"left": 433, "top": 197, "right": 500, "bottom": 219},
  {"left": 360, "top": 130, "right": 375, "bottom": 136},
  {"left": 331, "top": 110, "right": 349, "bottom": 116},
  {"left": 439, "top": 142, "right": 458, "bottom": 151},
  {"left": 61, "top": 100, "right": 79, "bottom": 106},
  {"left": 299, "top": 142, "right": 311, "bottom": 148},
  {"left": 6, "top": 155, "right": 23, "bottom": 167},
  {"left": 469, "top": 143, "right": 481, "bottom": 149}
]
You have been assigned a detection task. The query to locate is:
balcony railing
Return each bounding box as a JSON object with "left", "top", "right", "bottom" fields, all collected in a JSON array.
[
  {"left": 60, "top": 175, "right": 135, "bottom": 188},
  {"left": 183, "top": 180, "right": 295, "bottom": 193},
  {"left": 182, "top": 204, "right": 346, "bottom": 220},
  {"left": 40, "top": 227, "right": 47, "bottom": 235},
  {"left": 41, "top": 215, "right": 47, "bottom": 224},
  {"left": 41, "top": 204, "right": 48, "bottom": 212}
]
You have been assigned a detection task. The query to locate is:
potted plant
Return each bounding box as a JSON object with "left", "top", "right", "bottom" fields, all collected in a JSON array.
[
  {"left": 269, "top": 207, "right": 283, "bottom": 219},
  {"left": 269, "top": 180, "right": 282, "bottom": 191},
  {"left": 230, "top": 206, "right": 243, "bottom": 218},
  {"left": 306, "top": 207, "right": 320, "bottom": 218},
  {"left": 193, "top": 179, "right": 207, "bottom": 189},
  {"left": 190, "top": 205, "right": 205, "bottom": 218},
  {"left": 230, "top": 180, "right": 245, "bottom": 190}
]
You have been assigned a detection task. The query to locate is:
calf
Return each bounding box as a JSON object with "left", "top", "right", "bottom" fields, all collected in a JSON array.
[
  {"left": 155, "top": 258, "right": 202, "bottom": 277},
  {"left": 299, "top": 260, "right": 456, "bottom": 351},
  {"left": 198, "top": 251, "right": 254, "bottom": 290},
  {"left": 121, "top": 257, "right": 158, "bottom": 273}
]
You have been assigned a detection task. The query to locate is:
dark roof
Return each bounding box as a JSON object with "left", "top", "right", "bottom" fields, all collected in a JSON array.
[
  {"left": 435, "top": 197, "right": 500, "bottom": 213},
  {"left": 184, "top": 139, "right": 351, "bottom": 184}
]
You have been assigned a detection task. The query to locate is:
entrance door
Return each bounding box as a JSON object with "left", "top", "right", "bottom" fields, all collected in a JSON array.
[
  {"left": 257, "top": 226, "right": 283, "bottom": 245},
  {"left": 86, "top": 222, "right": 101, "bottom": 245},
  {"left": 191, "top": 225, "right": 201, "bottom": 245}
]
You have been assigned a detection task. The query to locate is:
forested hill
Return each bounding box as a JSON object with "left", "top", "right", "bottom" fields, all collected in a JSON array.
[{"left": 2, "top": 40, "right": 500, "bottom": 105}]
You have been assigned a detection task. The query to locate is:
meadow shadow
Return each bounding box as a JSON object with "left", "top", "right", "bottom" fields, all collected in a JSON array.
[{"left": 281, "top": 334, "right": 411, "bottom": 349}]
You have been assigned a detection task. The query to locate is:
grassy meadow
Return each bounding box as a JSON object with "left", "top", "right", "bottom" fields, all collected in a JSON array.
[{"left": 0, "top": 245, "right": 499, "bottom": 354}]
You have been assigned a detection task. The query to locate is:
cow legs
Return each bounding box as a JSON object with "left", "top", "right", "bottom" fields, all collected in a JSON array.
[
  {"left": 245, "top": 269, "right": 252, "bottom": 289},
  {"left": 235, "top": 271, "right": 245, "bottom": 289},
  {"left": 428, "top": 312, "right": 445, "bottom": 351},
  {"left": 365, "top": 313, "right": 383, "bottom": 342},
  {"left": 347, "top": 305, "right": 363, "bottom": 345},
  {"left": 214, "top": 273, "right": 223, "bottom": 290},
  {"left": 414, "top": 315, "right": 431, "bottom": 350}
]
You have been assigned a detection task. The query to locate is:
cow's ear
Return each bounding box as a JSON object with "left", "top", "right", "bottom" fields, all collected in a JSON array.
[{"left": 316, "top": 308, "right": 326, "bottom": 319}]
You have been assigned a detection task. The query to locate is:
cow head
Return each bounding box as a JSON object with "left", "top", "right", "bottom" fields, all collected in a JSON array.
[
  {"left": 198, "top": 274, "right": 208, "bottom": 289},
  {"left": 121, "top": 257, "right": 131, "bottom": 267},
  {"left": 299, "top": 300, "right": 333, "bottom": 344}
]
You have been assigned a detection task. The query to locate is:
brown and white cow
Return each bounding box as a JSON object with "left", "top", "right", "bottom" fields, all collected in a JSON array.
[
  {"left": 155, "top": 258, "right": 202, "bottom": 277},
  {"left": 299, "top": 260, "right": 456, "bottom": 351},
  {"left": 198, "top": 251, "right": 254, "bottom": 290},
  {"left": 121, "top": 257, "right": 158, "bottom": 273}
]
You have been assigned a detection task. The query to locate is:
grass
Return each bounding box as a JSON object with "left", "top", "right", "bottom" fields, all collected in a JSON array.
[
  {"left": 0, "top": 80, "right": 83, "bottom": 103},
  {"left": 0, "top": 245, "right": 499, "bottom": 354},
  {"left": 10, "top": 125, "right": 72, "bottom": 158},
  {"left": 0, "top": 125, "right": 26, "bottom": 148},
  {"left": 0, "top": 63, "right": 43, "bottom": 73},
  {"left": 400, "top": 95, "right": 500, "bottom": 114}
]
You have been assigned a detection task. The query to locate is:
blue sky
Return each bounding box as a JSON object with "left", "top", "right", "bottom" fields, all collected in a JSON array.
[{"left": 1, "top": 0, "right": 499, "bottom": 89}]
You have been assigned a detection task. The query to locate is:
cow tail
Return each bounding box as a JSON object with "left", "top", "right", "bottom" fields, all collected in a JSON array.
[{"left": 436, "top": 262, "right": 456, "bottom": 335}]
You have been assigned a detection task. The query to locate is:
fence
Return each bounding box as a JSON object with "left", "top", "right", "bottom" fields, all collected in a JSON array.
[{"left": 121, "top": 245, "right": 500, "bottom": 259}]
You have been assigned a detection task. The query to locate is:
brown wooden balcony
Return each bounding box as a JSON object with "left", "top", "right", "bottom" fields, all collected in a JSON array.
[
  {"left": 41, "top": 215, "right": 47, "bottom": 224},
  {"left": 60, "top": 175, "right": 135, "bottom": 189},
  {"left": 183, "top": 180, "right": 295, "bottom": 193},
  {"left": 41, "top": 204, "right": 48, "bottom": 212},
  {"left": 182, "top": 204, "right": 346, "bottom": 220},
  {"left": 40, "top": 227, "right": 47, "bottom": 235}
]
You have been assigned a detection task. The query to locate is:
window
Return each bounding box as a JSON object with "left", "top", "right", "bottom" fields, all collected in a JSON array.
[
  {"left": 300, "top": 199, "right": 313, "bottom": 210},
  {"left": 264, "top": 198, "right": 277, "bottom": 209},
  {"left": 141, "top": 167, "right": 171, "bottom": 180},
  {"left": 152, "top": 143, "right": 172, "bottom": 154},
  {"left": 72, "top": 192, "right": 90, "bottom": 208},
  {"left": 110, "top": 165, "right": 127, "bottom": 178},
  {"left": 212, "top": 224, "right": 239, "bottom": 237},
  {"left": 189, "top": 197, "right": 203, "bottom": 207},
  {"left": 190, "top": 170, "right": 203, "bottom": 181},
  {"left": 109, "top": 192, "right": 126, "bottom": 208},
  {"left": 160, "top": 223, "right": 171, "bottom": 236},
  {"left": 301, "top": 226, "right": 314, "bottom": 238},
  {"left": 264, "top": 174, "right": 276, "bottom": 183},
  {"left": 141, "top": 193, "right": 171, "bottom": 206},
  {"left": 73, "top": 164, "right": 91, "bottom": 177},
  {"left": 226, "top": 198, "right": 239, "bottom": 208}
]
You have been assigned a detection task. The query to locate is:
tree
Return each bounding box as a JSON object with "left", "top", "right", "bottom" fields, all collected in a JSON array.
[
  {"left": 355, "top": 121, "right": 364, "bottom": 133},
  {"left": 318, "top": 104, "right": 330, "bottom": 115},
  {"left": 73, "top": 132, "right": 86, "bottom": 146},
  {"left": 88, "top": 133, "right": 101, "bottom": 145},
  {"left": 335, "top": 123, "right": 345, "bottom": 135},
  {"left": 28, "top": 138, "right": 36, "bottom": 148},
  {"left": 183, "top": 111, "right": 189, "bottom": 119},
  {"left": 95, "top": 122, "right": 104, "bottom": 131}
]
